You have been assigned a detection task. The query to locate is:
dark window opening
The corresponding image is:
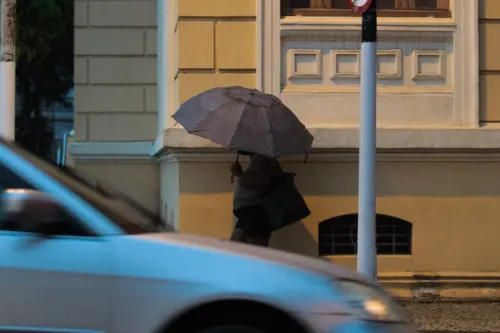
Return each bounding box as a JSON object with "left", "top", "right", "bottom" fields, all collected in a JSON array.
[
  {"left": 282, "top": 0, "right": 450, "bottom": 17},
  {"left": 318, "top": 214, "right": 412, "bottom": 256}
]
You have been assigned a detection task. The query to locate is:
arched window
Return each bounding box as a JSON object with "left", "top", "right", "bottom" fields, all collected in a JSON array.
[
  {"left": 318, "top": 214, "right": 412, "bottom": 256},
  {"left": 281, "top": 0, "right": 450, "bottom": 17}
]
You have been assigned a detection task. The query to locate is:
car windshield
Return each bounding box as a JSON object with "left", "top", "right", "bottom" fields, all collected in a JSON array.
[{"left": 3, "top": 140, "right": 163, "bottom": 235}]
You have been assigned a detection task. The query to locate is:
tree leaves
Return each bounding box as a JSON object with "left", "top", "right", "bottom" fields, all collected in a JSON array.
[{"left": 16, "top": 0, "right": 72, "bottom": 63}]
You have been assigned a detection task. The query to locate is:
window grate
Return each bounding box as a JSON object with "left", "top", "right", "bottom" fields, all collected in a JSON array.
[{"left": 318, "top": 214, "right": 412, "bottom": 256}]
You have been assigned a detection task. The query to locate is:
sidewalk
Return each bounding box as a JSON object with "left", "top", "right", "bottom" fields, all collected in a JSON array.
[{"left": 402, "top": 302, "right": 500, "bottom": 331}]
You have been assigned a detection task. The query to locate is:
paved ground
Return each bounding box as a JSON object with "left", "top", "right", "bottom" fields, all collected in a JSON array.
[{"left": 401, "top": 302, "right": 500, "bottom": 332}]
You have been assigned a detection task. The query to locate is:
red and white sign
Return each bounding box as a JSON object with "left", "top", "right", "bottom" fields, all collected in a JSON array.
[{"left": 347, "top": 0, "right": 372, "bottom": 14}]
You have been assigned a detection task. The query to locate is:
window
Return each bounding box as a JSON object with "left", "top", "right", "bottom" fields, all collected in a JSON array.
[
  {"left": 318, "top": 214, "right": 412, "bottom": 256},
  {"left": 0, "top": 164, "right": 34, "bottom": 190},
  {"left": 281, "top": 0, "right": 450, "bottom": 17},
  {"left": 0, "top": 163, "right": 93, "bottom": 236}
]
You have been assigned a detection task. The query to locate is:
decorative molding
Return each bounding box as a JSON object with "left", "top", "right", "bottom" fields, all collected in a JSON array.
[
  {"left": 331, "top": 50, "right": 360, "bottom": 78},
  {"left": 282, "top": 86, "right": 453, "bottom": 94},
  {"left": 280, "top": 16, "right": 456, "bottom": 32},
  {"left": 287, "top": 49, "right": 322, "bottom": 79},
  {"left": 157, "top": 0, "right": 177, "bottom": 134},
  {"left": 68, "top": 141, "right": 154, "bottom": 161},
  {"left": 412, "top": 50, "right": 446, "bottom": 81},
  {"left": 453, "top": 0, "right": 479, "bottom": 127},
  {"left": 281, "top": 30, "right": 454, "bottom": 41},
  {"left": 256, "top": 0, "right": 281, "bottom": 96},
  {"left": 377, "top": 49, "right": 402, "bottom": 80}
]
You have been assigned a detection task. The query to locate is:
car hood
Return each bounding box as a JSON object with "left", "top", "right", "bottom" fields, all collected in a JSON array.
[{"left": 135, "top": 232, "right": 369, "bottom": 283}]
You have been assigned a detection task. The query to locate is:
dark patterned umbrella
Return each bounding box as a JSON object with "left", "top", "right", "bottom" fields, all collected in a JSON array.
[{"left": 172, "top": 86, "right": 314, "bottom": 158}]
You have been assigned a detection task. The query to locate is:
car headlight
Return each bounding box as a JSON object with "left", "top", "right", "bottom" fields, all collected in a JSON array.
[{"left": 336, "top": 280, "right": 406, "bottom": 322}]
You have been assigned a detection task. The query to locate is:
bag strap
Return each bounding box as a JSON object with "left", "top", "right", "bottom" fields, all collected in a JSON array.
[{"left": 230, "top": 152, "right": 240, "bottom": 184}]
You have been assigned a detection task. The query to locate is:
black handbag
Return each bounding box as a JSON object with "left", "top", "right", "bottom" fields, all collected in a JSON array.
[{"left": 262, "top": 167, "right": 311, "bottom": 231}]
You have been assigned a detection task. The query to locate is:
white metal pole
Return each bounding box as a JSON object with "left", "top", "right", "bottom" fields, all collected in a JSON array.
[
  {"left": 357, "top": 0, "right": 377, "bottom": 280},
  {"left": 0, "top": 0, "right": 16, "bottom": 140},
  {"left": 0, "top": 62, "right": 15, "bottom": 139}
]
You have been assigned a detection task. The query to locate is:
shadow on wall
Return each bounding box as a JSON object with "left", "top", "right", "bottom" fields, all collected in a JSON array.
[{"left": 271, "top": 220, "right": 317, "bottom": 256}]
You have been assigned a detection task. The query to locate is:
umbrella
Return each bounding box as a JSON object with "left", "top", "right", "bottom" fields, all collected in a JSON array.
[{"left": 172, "top": 86, "right": 314, "bottom": 158}]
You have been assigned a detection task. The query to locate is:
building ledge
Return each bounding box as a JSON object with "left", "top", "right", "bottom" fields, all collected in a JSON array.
[
  {"left": 70, "top": 124, "right": 500, "bottom": 162},
  {"left": 152, "top": 125, "right": 500, "bottom": 156},
  {"left": 69, "top": 141, "right": 154, "bottom": 161}
]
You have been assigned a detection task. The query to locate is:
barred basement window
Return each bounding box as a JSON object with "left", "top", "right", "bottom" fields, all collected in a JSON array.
[
  {"left": 281, "top": 0, "right": 450, "bottom": 18},
  {"left": 318, "top": 214, "right": 412, "bottom": 256}
]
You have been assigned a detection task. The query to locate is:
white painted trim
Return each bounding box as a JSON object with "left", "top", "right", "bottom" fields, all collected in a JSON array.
[
  {"left": 256, "top": 0, "right": 264, "bottom": 91},
  {"left": 271, "top": 0, "right": 281, "bottom": 97},
  {"left": 68, "top": 141, "right": 154, "bottom": 161},
  {"left": 157, "top": 0, "right": 176, "bottom": 135},
  {"left": 153, "top": 0, "right": 177, "bottom": 156},
  {"left": 256, "top": 0, "right": 279, "bottom": 95},
  {"left": 453, "top": 0, "right": 479, "bottom": 127}
]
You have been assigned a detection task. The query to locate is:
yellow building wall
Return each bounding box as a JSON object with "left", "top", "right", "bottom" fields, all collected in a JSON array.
[
  {"left": 175, "top": 0, "right": 256, "bottom": 105},
  {"left": 480, "top": 0, "right": 500, "bottom": 121},
  {"left": 177, "top": 158, "right": 500, "bottom": 274},
  {"left": 175, "top": 0, "right": 257, "bottom": 231}
]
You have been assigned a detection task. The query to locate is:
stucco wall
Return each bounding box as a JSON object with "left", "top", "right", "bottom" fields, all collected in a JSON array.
[
  {"left": 73, "top": 0, "right": 160, "bottom": 211},
  {"left": 74, "top": 0, "right": 158, "bottom": 141},
  {"left": 174, "top": 0, "right": 257, "bottom": 106},
  {"left": 75, "top": 160, "right": 160, "bottom": 214},
  {"left": 175, "top": 157, "right": 500, "bottom": 273}
]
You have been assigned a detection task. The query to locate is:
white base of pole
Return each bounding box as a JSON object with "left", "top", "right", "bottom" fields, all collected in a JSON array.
[
  {"left": 0, "top": 61, "right": 16, "bottom": 140},
  {"left": 357, "top": 41, "right": 377, "bottom": 280}
]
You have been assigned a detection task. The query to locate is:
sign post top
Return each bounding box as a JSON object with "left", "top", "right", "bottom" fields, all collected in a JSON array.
[{"left": 347, "top": 0, "right": 373, "bottom": 14}]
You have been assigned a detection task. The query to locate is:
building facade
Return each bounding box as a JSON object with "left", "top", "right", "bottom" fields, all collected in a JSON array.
[{"left": 71, "top": 0, "right": 500, "bottom": 297}]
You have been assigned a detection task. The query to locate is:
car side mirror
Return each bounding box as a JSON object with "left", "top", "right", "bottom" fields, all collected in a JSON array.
[{"left": 0, "top": 189, "right": 63, "bottom": 235}]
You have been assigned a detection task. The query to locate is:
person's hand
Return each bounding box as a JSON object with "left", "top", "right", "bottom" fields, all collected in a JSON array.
[{"left": 230, "top": 162, "right": 243, "bottom": 176}]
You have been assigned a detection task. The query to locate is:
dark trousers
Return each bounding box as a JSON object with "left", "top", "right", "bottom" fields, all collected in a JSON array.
[{"left": 231, "top": 205, "right": 272, "bottom": 246}]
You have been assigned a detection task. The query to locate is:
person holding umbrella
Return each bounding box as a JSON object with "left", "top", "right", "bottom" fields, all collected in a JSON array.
[
  {"left": 229, "top": 150, "right": 281, "bottom": 246},
  {"left": 172, "top": 86, "right": 313, "bottom": 247}
]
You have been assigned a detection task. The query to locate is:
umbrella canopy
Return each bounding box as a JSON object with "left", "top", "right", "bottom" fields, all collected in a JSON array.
[{"left": 172, "top": 86, "right": 313, "bottom": 158}]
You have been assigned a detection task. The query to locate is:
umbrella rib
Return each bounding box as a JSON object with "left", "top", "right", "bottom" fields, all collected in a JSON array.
[
  {"left": 227, "top": 97, "right": 249, "bottom": 149},
  {"left": 262, "top": 104, "right": 276, "bottom": 157}
]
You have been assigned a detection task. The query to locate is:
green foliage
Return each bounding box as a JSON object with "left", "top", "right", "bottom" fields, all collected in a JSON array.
[
  {"left": 15, "top": 0, "right": 74, "bottom": 159},
  {"left": 16, "top": 0, "right": 71, "bottom": 63}
]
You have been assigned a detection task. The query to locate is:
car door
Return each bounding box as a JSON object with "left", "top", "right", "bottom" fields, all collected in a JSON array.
[{"left": 0, "top": 160, "right": 114, "bottom": 332}]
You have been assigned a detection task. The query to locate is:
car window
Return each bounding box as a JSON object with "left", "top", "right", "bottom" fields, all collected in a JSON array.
[
  {"left": 0, "top": 164, "right": 34, "bottom": 190},
  {"left": 0, "top": 140, "right": 161, "bottom": 234},
  {"left": 0, "top": 162, "right": 94, "bottom": 237}
]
